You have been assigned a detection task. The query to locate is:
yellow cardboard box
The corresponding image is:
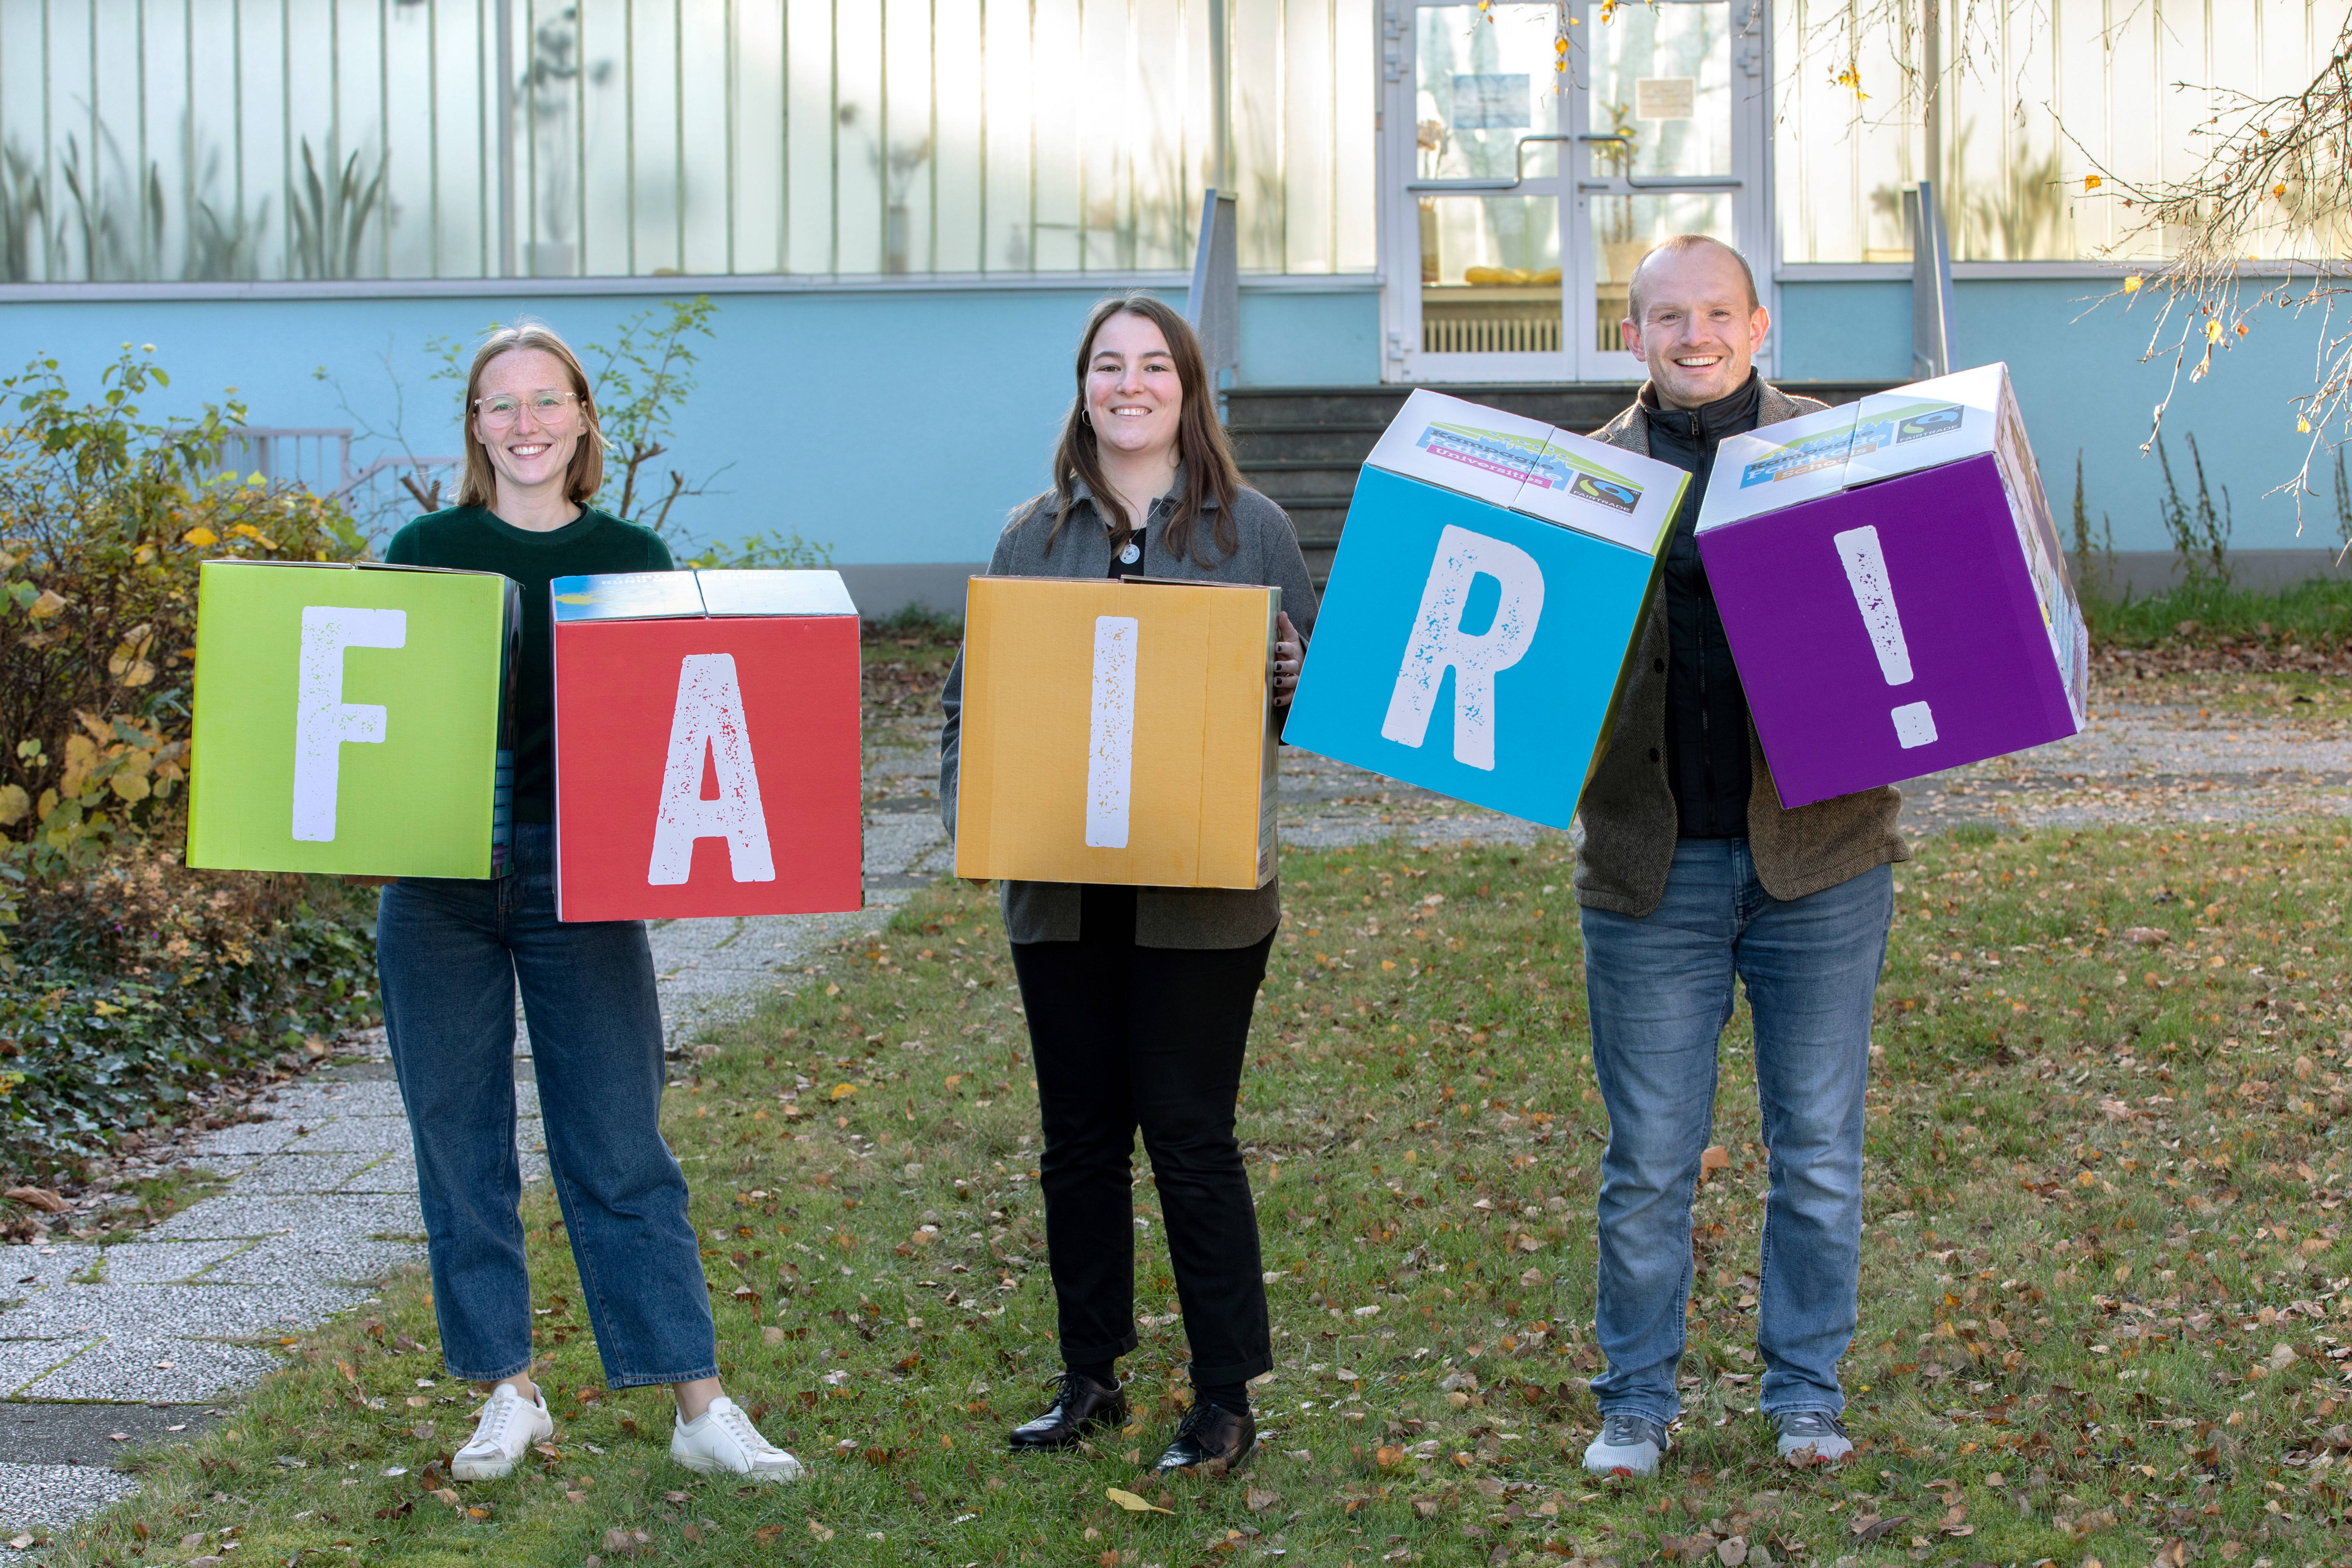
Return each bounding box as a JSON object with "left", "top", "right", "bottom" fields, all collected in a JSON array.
[{"left": 954, "top": 575, "right": 1279, "bottom": 889}]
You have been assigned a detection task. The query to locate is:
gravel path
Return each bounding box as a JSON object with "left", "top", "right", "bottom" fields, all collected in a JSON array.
[{"left": 0, "top": 677, "right": 2338, "bottom": 1535}]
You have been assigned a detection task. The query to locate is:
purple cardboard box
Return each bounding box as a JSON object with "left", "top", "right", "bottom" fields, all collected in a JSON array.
[{"left": 1695, "top": 364, "right": 2087, "bottom": 808}]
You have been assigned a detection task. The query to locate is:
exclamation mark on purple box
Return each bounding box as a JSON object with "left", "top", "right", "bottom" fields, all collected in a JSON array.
[{"left": 1832, "top": 525, "right": 1938, "bottom": 750}]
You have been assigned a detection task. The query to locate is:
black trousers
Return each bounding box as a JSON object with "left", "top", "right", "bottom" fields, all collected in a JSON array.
[{"left": 1008, "top": 885, "right": 1276, "bottom": 1387}]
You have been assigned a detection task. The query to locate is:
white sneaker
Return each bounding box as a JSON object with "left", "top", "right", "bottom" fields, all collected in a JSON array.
[
  {"left": 670, "top": 1395, "right": 804, "bottom": 1483},
  {"left": 1582, "top": 1410, "right": 1671, "bottom": 1478},
  {"left": 1772, "top": 1409, "right": 1855, "bottom": 1466},
  {"left": 451, "top": 1382, "right": 554, "bottom": 1481}
]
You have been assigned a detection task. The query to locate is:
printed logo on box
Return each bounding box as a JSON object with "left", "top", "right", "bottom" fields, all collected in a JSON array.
[
  {"left": 1741, "top": 428, "right": 1856, "bottom": 489},
  {"left": 1416, "top": 421, "right": 1552, "bottom": 484},
  {"left": 1892, "top": 402, "right": 1966, "bottom": 444},
  {"left": 1413, "top": 420, "right": 1652, "bottom": 515}
]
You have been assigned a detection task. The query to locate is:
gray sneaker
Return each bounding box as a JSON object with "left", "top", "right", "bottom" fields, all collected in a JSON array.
[
  {"left": 1772, "top": 1409, "right": 1854, "bottom": 1466},
  {"left": 1582, "top": 1410, "right": 1670, "bottom": 1477}
]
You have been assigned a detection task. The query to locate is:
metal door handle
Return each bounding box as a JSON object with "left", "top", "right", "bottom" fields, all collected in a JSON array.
[
  {"left": 1577, "top": 176, "right": 1746, "bottom": 191},
  {"left": 1406, "top": 133, "right": 1574, "bottom": 192}
]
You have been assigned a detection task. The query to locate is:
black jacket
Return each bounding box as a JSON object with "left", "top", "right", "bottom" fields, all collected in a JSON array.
[{"left": 1642, "top": 373, "right": 1763, "bottom": 839}]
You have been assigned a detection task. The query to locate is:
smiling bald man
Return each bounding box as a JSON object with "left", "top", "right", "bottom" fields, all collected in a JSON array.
[{"left": 1567, "top": 235, "right": 1909, "bottom": 1478}]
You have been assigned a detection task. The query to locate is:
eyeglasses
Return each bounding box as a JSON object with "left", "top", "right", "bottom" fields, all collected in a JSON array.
[{"left": 474, "top": 389, "right": 581, "bottom": 428}]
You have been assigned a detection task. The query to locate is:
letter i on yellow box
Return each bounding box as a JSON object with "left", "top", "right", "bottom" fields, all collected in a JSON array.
[
  {"left": 952, "top": 575, "right": 1281, "bottom": 890},
  {"left": 187, "top": 559, "right": 519, "bottom": 878},
  {"left": 1284, "top": 390, "right": 1688, "bottom": 830}
]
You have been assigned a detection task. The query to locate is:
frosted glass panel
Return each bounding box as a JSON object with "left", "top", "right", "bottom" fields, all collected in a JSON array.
[{"left": 0, "top": 0, "right": 1376, "bottom": 282}]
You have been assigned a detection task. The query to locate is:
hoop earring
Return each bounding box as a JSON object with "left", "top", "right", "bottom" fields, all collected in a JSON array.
[{"left": 1080, "top": 407, "right": 1092, "bottom": 426}]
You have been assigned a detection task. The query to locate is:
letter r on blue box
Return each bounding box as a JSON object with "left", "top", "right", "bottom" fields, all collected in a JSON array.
[{"left": 1284, "top": 391, "right": 1684, "bottom": 833}]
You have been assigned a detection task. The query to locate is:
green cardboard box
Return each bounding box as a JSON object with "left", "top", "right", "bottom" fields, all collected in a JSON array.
[{"left": 188, "top": 560, "right": 518, "bottom": 877}]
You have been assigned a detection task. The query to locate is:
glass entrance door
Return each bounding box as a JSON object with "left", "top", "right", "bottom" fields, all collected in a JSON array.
[
  {"left": 1566, "top": 0, "right": 1763, "bottom": 379},
  {"left": 1388, "top": 1, "right": 1572, "bottom": 382},
  {"left": 1381, "top": 0, "right": 1767, "bottom": 383}
]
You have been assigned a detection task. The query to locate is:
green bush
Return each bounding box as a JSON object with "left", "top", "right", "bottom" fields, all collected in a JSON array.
[
  {"left": 0, "top": 855, "right": 378, "bottom": 1174},
  {"left": 0, "top": 347, "right": 382, "bottom": 1177},
  {"left": 0, "top": 345, "right": 369, "bottom": 880}
]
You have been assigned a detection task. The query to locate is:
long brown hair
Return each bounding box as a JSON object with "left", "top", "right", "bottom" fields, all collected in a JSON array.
[
  {"left": 1044, "top": 292, "right": 1243, "bottom": 566},
  {"left": 456, "top": 318, "right": 607, "bottom": 509}
]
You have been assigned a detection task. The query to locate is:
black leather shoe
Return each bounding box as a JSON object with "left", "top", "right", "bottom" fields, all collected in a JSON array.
[
  {"left": 1008, "top": 1372, "right": 1128, "bottom": 1450},
  {"left": 1153, "top": 1402, "right": 1255, "bottom": 1474}
]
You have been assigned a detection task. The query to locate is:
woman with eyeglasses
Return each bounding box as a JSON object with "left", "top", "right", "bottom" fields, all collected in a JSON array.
[
  {"left": 939, "top": 292, "right": 1317, "bottom": 1475},
  {"left": 373, "top": 320, "right": 802, "bottom": 1485}
]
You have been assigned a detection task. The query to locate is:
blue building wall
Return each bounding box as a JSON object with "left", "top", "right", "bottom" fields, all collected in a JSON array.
[
  {"left": 0, "top": 271, "right": 2330, "bottom": 566},
  {"left": 1778, "top": 276, "right": 2337, "bottom": 556}
]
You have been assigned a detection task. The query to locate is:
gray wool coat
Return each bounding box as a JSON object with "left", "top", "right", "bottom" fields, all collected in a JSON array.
[
  {"left": 938, "top": 480, "right": 1321, "bottom": 948},
  {"left": 1572, "top": 382, "right": 1909, "bottom": 916}
]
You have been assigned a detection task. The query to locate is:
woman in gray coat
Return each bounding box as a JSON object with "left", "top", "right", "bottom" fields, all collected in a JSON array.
[{"left": 939, "top": 292, "right": 1317, "bottom": 1474}]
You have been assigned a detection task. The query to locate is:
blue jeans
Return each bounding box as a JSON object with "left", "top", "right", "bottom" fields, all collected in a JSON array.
[
  {"left": 1577, "top": 839, "right": 1892, "bottom": 1423},
  {"left": 375, "top": 822, "right": 718, "bottom": 1389}
]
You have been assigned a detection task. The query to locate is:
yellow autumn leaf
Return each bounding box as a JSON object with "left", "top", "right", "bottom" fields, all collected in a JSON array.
[
  {"left": 2083, "top": 173, "right": 2102, "bottom": 191},
  {"left": 2300, "top": 417, "right": 2313, "bottom": 433},
  {"left": 1106, "top": 1487, "right": 1173, "bottom": 1514},
  {"left": 59, "top": 735, "right": 98, "bottom": 797},
  {"left": 2276, "top": 183, "right": 2289, "bottom": 197},
  {"left": 109, "top": 771, "right": 151, "bottom": 803},
  {"left": 26, "top": 589, "right": 65, "bottom": 620},
  {"left": 0, "top": 785, "right": 26, "bottom": 827},
  {"left": 830, "top": 1083, "right": 858, "bottom": 1100},
  {"left": 181, "top": 526, "right": 218, "bottom": 547},
  {"left": 2122, "top": 275, "right": 2143, "bottom": 292},
  {"left": 2207, "top": 319, "right": 2225, "bottom": 342}
]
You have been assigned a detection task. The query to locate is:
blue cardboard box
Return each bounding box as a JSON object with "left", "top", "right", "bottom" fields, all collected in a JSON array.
[{"left": 1284, "top": 390, "right": 1687, "bottom": 830}]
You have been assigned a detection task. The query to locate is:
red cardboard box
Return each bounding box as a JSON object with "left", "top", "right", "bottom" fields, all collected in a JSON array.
[{"left": 552, "top": 568, "right": 863, "bottom": 921}]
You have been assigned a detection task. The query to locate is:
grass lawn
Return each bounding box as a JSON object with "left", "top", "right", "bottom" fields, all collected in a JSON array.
[{"left": 52, "top": 821, "right": 2352, "bottom": 1568}]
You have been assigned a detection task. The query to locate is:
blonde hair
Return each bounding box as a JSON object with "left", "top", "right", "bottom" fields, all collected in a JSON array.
[{"left": 456, "top": 318, "right": 607, "bottom": 509}]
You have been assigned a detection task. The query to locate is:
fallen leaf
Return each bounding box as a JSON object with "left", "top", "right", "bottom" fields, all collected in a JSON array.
[
  {"left": 1718, "top": 1536, "right": 1749, "bottom": 1566},
  {"left": 3, "top": 1187, "right": 68, "bottom": 1214},
  {"left": 1374, "top": 1444, "right": 1412, "bottom": 1468},
  {"left": 1106, "top": 1486, "right": 1174, "bottom": 1514},
  {"left": 830, "top": 1083, "right": 858, "bottom": 1100},
  {"left": 1246, "top": 1487, "right": 1279, "bottom": 1512},
  {"left": 5, "top": 1535, "right": 31, "bottom": 1552},
  {"left": 1698, "top": 1147, "right": 1730, "bottom": 1184},
  {"left": 1851, "top": 1515, "right": 1907, "bottom": 1544},
  {"left": 808, "top": 1520, "right": 836, "bottom": 1540}
]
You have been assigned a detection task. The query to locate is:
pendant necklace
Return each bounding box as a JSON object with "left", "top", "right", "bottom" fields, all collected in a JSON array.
[{"left": 1118, "top": 535, "right": 1142, "bottom": 565}]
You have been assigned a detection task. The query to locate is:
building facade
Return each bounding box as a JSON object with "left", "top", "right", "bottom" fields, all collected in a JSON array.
[{"left": 0, "top": 0, "right": 2344, "bottom": 594}]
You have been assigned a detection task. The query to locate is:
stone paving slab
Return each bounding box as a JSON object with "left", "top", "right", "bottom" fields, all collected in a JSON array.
[
  {"left": 143, "top": 1192, "right": 425, "bottom": 1245},
  {"left": 93, "top": 1244, "right": 248, "bottom": 1286},
  {"left": 176, "top": 1119, "right": 308, "bottom": 1158},
  {"left": 196, "top": 1236, "right": 420, "bottom": 1291},
  {"left": 20, "top": 1338, "right": 284, "bottom": 1404},
  {"left": 0, "top": 1283, "right": 363, "bottom": 1344},
  {"left": 0, "top": 1463, "right": 140, "bottom": 1532},
  {"left": 221, "top": 1149, "right": 391, "bottom": 1196},
  {"left": 279, "top": 1116, "right": 415, "bottom": 1154},
  {"left": 0, "top": 1342, "right": 98, "bottom": 1398},
  {"left": 0, "top": 1251, "right": 100, "bottom": 1295}
]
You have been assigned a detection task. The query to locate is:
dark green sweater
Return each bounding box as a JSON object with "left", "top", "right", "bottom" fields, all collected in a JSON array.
[{"left": 385, "top": 504, "right": 673, "bottom": 825}]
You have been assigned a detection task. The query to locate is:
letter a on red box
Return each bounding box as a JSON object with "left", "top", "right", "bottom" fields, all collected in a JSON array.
[{"left": 552, "top": 569, "right": 862, "bottom": 920}]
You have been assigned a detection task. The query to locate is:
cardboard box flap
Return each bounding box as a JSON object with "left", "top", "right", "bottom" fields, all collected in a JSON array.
[
  {"left": 695, "top": 567, "right": 859, "bottom": 618},
  {"left": 1842, "top": 362, "right": 2005, "bottom": 487},
  {"left": 550, "top": 571, "right": 706, "bottom": 622},
  {"left": 1696, "top": 403, "right": 1862, "bottom": 533},
  {"left": 1516, "top": 428, "right": 1689, "bottom": 556},
  {"left": 1364, "top": 388, "right": 1557, "bottom": 511}
]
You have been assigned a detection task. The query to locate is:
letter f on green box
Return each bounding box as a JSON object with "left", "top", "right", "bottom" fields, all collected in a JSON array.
[
  {"left": 189, "top": 560, "right": 510, "bottom": 878},
  {"left": 293, "top": 607, "right": 405, "bottom": 841}
]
